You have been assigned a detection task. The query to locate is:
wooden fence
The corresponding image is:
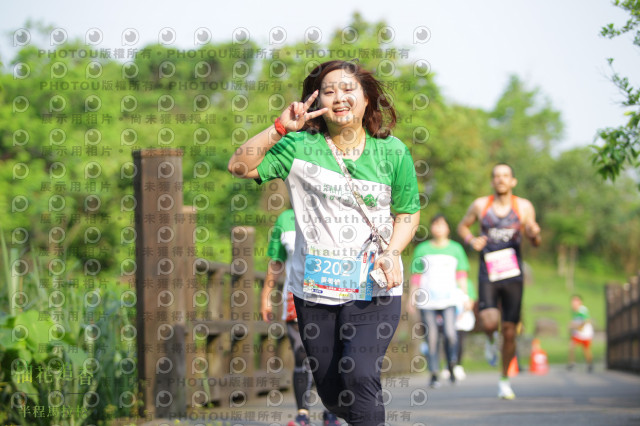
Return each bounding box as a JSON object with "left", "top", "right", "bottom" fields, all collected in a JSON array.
[
  {"left": 131, "top": 149, "right": 418, "bottom": 420},
  {"left": 606, "top": 273, "right": 640, "bottom": 374}
]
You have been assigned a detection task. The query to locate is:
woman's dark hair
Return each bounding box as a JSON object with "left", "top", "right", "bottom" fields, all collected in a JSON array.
[
  {"left": 430, "top": 213, "right": 449, "bottom": 226},
  {"left": 300, "top": 60, "right": 396, "bottom": 138}
]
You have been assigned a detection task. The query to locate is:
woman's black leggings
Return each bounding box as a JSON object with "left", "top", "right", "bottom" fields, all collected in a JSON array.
[{"left": 293, "top": 295, "right": 401, "bottom": 426}]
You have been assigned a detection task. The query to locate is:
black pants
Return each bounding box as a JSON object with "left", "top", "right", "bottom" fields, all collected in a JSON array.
[{"left": 293, "top": 295, "right": 401, "bottom": 426}]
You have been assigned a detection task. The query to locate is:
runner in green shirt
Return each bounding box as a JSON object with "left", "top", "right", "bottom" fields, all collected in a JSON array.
[
  {"left": 409, "top": 214, "right": 470, "bottom": 388},
  {"left": 229, "top": 60, "right": 420, "bottom": 426},
  {"left": 568, "top": 294, "right": 594, "bottom": 372}
]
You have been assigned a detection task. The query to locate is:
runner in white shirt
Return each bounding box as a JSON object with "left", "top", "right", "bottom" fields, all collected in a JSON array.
[{"left": 409, "top": 214, "right": 470, "bottom": 388}]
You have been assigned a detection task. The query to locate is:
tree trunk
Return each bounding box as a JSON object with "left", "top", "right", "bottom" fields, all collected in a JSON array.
[{"left": 565, "top": 245, "right": 577, "bottom": 292}]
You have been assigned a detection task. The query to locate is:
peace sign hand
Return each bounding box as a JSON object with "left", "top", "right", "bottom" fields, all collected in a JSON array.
[{"left": 278, "top": 90, "right": 328, "bottom": 132}]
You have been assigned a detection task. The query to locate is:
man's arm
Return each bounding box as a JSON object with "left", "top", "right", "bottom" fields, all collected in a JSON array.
[
  {"left": 519, "top": 198, "right": 541, "bottom": 247},
  {"left": 260, "top": 260, "right": 284, "bottom": 322},
  {"left": 457, "top": 198, "right": 487, "bottom": 252}
]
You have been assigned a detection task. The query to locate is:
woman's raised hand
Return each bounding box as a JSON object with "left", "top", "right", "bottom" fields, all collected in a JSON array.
[{"left": 278, "top": 90, "right": 328, "bottom": 132}]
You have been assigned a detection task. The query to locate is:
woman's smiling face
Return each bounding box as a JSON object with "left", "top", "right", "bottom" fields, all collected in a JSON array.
[{"left": 318, "top": 69, "right": 368, "bottom": 129}]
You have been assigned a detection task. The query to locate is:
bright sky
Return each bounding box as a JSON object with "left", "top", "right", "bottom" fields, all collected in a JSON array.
[{"left": 2, "top": 0, "right": 638, "bottom": 152}]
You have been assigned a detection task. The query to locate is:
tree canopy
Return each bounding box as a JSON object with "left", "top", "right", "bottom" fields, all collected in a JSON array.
[{"left": 593, "top": 0, "right": 640, "bottom": 186}]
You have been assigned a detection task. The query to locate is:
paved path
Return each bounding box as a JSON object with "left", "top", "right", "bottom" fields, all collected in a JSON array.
[{"left": 145, "top": 365, "right": 640, "bottom": 426}]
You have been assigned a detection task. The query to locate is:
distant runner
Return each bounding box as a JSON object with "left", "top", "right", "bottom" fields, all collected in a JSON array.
[
  {"left": 568, "top": 294, "right": 594, "bottom": 373},
  {"left": 409, "top": 214, "right": 470, "bottom": 388},
  {"left": 457, "top": 163, "right": 541, "bottom": 399}
]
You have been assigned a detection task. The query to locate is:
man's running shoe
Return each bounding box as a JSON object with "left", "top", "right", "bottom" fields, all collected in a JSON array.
[
  {"left": 453, "top": 365, "right": 467, "bottom": 381},
  {"left": 485, "top": 332, "right": 498, "bottom": 367},
  {"left": 323, "top": 410, "right": 340, "bottom": 425},
  {"left": 498, "top": 378, "right": 515, "bottom": 400},
  {"left": 288, "top": 413, "right": 310, "bottom": 426},
  {"left": 429, "top": 374, "right": 442, "bottom": 389}
]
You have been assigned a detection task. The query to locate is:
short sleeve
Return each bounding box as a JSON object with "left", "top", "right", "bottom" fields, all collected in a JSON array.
[
  {"left": 390, "top": 142, "right": 420, "bottom": 214},
  {"left": 578, "top": 306, "right": 590, "bottom": 321},
  {"left": 411, "top": 242, "right": 429, "bottom": 274},
  {"left": 267, "top": 214, "right": 288, "bottom": 262},
  {"left": 255, "top": 133, "right": 298, "bottom": 184}
]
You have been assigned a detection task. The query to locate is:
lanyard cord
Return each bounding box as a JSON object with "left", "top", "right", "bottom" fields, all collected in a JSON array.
[{"left": 324, "top": 133, "right": 390, "bottom": 251}]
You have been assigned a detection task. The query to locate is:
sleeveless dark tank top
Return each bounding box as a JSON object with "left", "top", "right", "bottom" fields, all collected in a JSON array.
[{"left": 479, "top": 195, "right": 523, "bottom": 283}]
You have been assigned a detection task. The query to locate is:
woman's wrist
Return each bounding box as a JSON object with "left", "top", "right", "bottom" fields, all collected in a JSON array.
[
  {"left": 464, "top": 234, "right": 474, "bottom": 245},
  {"left": 274, "top": 117, "right": 288, "bottom": 136}
]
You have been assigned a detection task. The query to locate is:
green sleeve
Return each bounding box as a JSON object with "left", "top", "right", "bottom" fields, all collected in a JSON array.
[
  {"left": 411, "top": 242, "right": 430, "bottom": 274},
  {"left": 576, "top": 306, "right": 590, "bottom": 321},
  {"left": 256, "top": 132, "right": 299, "bottom": 184},
  {"left": 267, "top": 214, "right": 287, "bottom": 262},
  {"left": 390, "top": 139, "right": 420, "bottom": 214}
]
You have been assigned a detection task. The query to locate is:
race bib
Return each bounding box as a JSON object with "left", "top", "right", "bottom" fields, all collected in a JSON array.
[
  {"left": 303, "top": 244, "right": 376, "bottom": 301},
  {"left": 484, "top": 248, "right": 521, "bottom": 282}
]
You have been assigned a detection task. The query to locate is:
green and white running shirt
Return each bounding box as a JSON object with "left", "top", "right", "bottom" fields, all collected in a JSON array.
[
  {"left": 411, "top": 240, "right": 469, "bottom": 310},
  {"left": 267, "top": 209, "right": 296, "bottom": 320},
  {"left": 571, "top": 305, "right": 594, "bottom": 340},
  {"left": 257, "top": 130, "right": 420, "bottom": 305}
]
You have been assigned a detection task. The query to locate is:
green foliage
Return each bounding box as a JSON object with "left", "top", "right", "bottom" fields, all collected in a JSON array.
[
  {"left": 478, "top": 79, "right": 640, "bottom": 274},
  {"left": 0, "top": 233, "right": 137, "bottom": 424},
  {"left": 593, "top": 0, "right": 640, "bottom": 185}
]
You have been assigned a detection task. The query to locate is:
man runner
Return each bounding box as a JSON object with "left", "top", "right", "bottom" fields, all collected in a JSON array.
[{"left": 457, "top": 163, "right": 541, "bottom": 399}]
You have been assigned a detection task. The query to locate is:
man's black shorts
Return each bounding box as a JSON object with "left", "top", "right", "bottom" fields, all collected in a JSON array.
[{"left": 478, "top": 279, "right": 523, "bottom": 323}]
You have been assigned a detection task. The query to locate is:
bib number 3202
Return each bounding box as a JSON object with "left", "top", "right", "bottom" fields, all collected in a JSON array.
[{"left": 303, "top": 245, "right": 376, "bottom": 301}]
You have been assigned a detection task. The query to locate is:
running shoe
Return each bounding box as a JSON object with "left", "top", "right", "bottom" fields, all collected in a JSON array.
[
  {"left": 323, "top": 410, "right": 341, "bottom": 425},
  {"left": 288, "top": 413, "right": 310, "bottom": 426},
  {"left": 498, "top": 378, "right": 515, "bottom": 400},
  {"left": 484, "top": 333, "right": 498, "bottom": 367},
  {"left": 429, "top": 374, "right": 442, "bottom": 389},
  {"left": 453, "top": 365, "right": 466, "bottom": 381},
  {"left": 440, "top": 369, "right": 451, "bottom": 381}
]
